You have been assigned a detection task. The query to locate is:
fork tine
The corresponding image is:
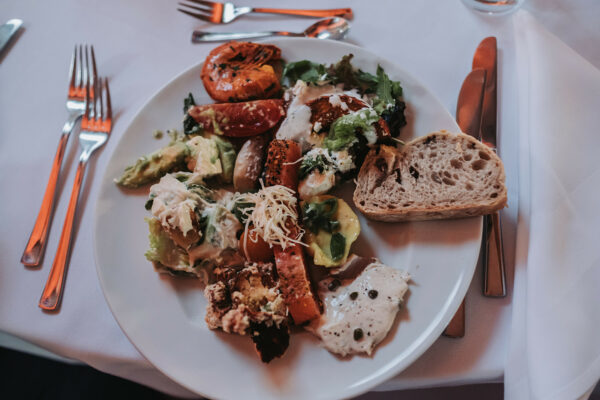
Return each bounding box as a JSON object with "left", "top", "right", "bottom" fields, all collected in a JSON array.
[
  {"left": 98, "top": 78, "right": 104, "bottom": 121},
  {"left": 84, "top": 71, "right": 91, "bottom": 120},
  {"left": 84, "top": 45, "right": 94, "bottom": 118},
  {"left": 84, "top": 44, "right": 89, "bottom": 93},
  {"left": 105, "top": 77, "right": 112, "bottom": 123},
  {"left": 92, "top": 71, "right": 99, "bottom": 120},
  {"left": 177, "top": 8, "right": 214, "bottom": 22},
  {"left": 90, "top": 45, "right": 98, "bottom": 91},
  {"left": 186, "top": 0, "right": 217, "bottom": 8},
  {"left": 75, "top": 44, "right": 84, "bottom": 88},
  {"left": 178, "top": 2, "right": 212, "bottom": 13},
  {"left": 68, "top": 45, "right": 77, "bottom": 89}
]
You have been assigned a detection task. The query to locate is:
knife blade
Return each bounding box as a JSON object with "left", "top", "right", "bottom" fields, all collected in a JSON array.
[
  {"left": 472, "top": 36, "right": 507, "bottom": 297},
  {"left": 443, "top": 68, "right": 486, "bottom": 338},
  {"left": 456, "top": 68, "right": 486, "bottom": 138},
  {"left": 473, "top": 37, "right": 497, "bottom": 149},
  {"left": 0, "top": 19, "right": 23, "bottom": 57}
]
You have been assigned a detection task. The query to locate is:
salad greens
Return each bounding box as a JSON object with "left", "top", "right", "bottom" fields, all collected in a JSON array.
[
  {"left": 183, "top": 93, "right": 203, "bottom": 136},
  {"left": 282, "top": 54, "right": 407, "bottom": 136},
  {"left": 281, "top": 60, "right": 327, "bottom": 84},
  {"left": 299, "top": 153, "right": 332, "bottom": 180},
  {"left": 324, "top": 110, "right": 380, "bottom": 151}
]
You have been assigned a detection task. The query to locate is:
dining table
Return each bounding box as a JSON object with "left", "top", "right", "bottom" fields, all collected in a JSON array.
[{"left": 1, "top": 0, "right": 599, "bottom": 399}]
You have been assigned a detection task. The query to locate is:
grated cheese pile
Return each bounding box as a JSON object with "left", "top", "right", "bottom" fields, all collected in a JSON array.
[{"left": 240, "top": 182, "right": 305, "bottom": 250}]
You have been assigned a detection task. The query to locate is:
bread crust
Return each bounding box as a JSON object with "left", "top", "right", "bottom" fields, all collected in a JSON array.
[{"left": 353, "top": 131, "right": 507, "bottom": 222}]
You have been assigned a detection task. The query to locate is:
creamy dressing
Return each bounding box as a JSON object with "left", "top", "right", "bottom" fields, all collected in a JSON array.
[
  {"left": 298, "top": 169, "right": 336, "bottom": 200},
  {"left": 308, "top": 261, "right": 410, "bottom": 356},
  {"left": 188, "top": 202, "right": 241, "bottom": 264},
  {"left": 330, "top": 149, "right": 355, "bottom": 173},
  {"left": 276, "top": 81, "right": 365, "bottom": 151},
  {"left": 149, "top": 174, "right": 203, "bottom": 236},
  {"left": 149, "top": 175, "right": 241, "bottom": 265}
]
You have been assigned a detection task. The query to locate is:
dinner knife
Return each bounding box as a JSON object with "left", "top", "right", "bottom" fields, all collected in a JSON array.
[
  {"left": 472, "top": 37, "right": 507, "bottom": 297},
  {"left": 443, "top": 68, "right": 486, "bottom": 338},
  {"left": 0, "top": 19, "right": 23, "bottom": 57}
]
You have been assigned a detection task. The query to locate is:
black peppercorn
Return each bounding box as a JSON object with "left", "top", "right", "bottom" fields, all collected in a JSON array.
[
  {"left": 349, "top": 292, "right": 358, "bottom": 300},
  {"left": 368, "top": 290, "right": 378, "bottom": 299},
  {"left": 328, "top": 279, "right": 341, "bottom": 291},
  {"left": 353, "top": 328, "right": 363, "bottom": 341}
]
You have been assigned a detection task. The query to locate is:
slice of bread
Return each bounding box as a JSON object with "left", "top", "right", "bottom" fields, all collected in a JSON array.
[{"left": 353, "top": 131, "right": 507, "bottom": 222}]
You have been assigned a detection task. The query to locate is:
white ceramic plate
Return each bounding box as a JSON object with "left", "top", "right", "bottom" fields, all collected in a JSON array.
[{"left": 95, "top": 38, "right": 481, "bottom": 400}]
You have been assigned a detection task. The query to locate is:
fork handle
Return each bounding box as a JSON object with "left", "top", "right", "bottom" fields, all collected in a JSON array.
[
  {"left": 21, "top": 116, "right": 79, "bottom": 267},
  {"left": 252, "top": 7, "right": 353, "bottom": 19},
  {"left": 39, "top": 159, "right": 86, "bottom": 311},
  {"left": 192, "top": 30, "right": 302, "bottom": 42}
]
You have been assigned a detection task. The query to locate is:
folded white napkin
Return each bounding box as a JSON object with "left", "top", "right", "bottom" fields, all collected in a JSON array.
[{"left": 506, "top": 10, "right": 600, "bottom": 400}]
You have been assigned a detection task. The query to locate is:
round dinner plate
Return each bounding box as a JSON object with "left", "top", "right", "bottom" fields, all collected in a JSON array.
[{"left": 94, "top": 38, "right": 481, "bottom": 400}]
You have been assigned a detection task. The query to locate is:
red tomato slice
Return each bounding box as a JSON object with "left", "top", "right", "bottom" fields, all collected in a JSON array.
[{"left": 240, "top": 229, "right": 274, "bottom": 263}]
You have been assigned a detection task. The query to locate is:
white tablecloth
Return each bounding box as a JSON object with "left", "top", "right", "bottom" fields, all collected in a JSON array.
[{"left": 0, "top": 0, "right": 598, "bottom": 398}]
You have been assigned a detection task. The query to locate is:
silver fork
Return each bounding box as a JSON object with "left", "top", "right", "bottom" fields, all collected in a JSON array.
[
  {"left": 177, "top": 0, "right": 353, "bottom": 24},
  {"left": 21, "top": 45, "right": 97, "bottom": 267},
  {"left": 39, "top": 76, "right": 112, "bottom": 311}
]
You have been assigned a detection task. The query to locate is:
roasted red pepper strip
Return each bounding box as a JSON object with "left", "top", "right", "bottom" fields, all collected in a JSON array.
[
  {"left": 188, "top": 99, "right": 285, "bottom": 137},
  {"left": 273, "top": 243, "right": 322, "bottom": 325},
  {"left": 264, "top": 139, "right": 322, "bottom": 324},
  {"left": 264, "top": 139, "right": 302, "bottom": 189}
]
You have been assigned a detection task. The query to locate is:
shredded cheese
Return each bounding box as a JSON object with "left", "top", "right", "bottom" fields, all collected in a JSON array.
[{"left": 240, "top": 182, "right": 306, "bottom": 251}]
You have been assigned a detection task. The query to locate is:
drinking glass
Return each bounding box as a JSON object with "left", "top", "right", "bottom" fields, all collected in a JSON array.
[{"left": 461, "top": 0, "right": 525, "bottom": 16}]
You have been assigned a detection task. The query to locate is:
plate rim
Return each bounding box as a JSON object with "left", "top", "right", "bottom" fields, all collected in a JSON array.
[{"left": 93, "top": 37, "right": 481, "bottom": 400}]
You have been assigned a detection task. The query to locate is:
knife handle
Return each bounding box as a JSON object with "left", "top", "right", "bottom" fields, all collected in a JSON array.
[
  {"left": 443, "top": 299, "right": 465, "bottom": 338},
  {"left": 483, "top": 212, "right": 506, "bottom": 297}
]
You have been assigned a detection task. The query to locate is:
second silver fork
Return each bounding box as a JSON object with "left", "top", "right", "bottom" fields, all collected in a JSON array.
[{"left": 21, "top": 45, "right": 97, "bottom": 267}]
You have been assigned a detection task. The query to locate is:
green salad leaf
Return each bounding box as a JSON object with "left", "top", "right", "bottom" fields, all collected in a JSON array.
[
  {"left": 324, "top": 110, "right": 380, "bottom": 151},
  {"left": 327, "top": 54, "right": 378, "bottom": 94},
  {"left": 231, "top": 201, "right": 254, "bottom": 224},
  {"left": 282, "top": 60, "right": 327, "bottom": 84},
  {"left": 183, "top": 93, "right": 202, "bottom": 136}
]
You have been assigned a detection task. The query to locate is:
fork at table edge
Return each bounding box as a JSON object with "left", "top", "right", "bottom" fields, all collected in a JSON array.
[{"left": 21, "top": 45, "right": 97, "bottom": 267}]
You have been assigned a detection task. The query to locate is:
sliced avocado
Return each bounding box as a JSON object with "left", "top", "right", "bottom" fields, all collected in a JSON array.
[
  {"left": 212, "top": 136, "right": 237, "bottom": 184},
  {"left": 145, "top": 218, "right": 190, "bottom": 269},
  {"left": 186, "top": 136, "right": 222, "bottom": 181},
  {"left": 301, "top": 195, "right": 360, "bottom": 267},
  {"left": 115, "top": 141, "right": 189, "bottom": 188}
]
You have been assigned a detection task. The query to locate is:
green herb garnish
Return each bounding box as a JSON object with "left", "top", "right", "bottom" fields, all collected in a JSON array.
[
  {"left": 299, "top": 154, "right": 331, "bottom": 179},
  {"left": 144, "top": 193, "right": 156, "bottom": 210},
  {"left": 231, "top": 201, "right": 254, "bottom": 224},
  {"left": 183, "top": 93, "right": 202, "bottom": 136},
  {"left": 330, "top": 232, "right": 346, "bottom": 262},
  {"left": 302, "top": 198, "right": 340, "bottom": 234}
]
